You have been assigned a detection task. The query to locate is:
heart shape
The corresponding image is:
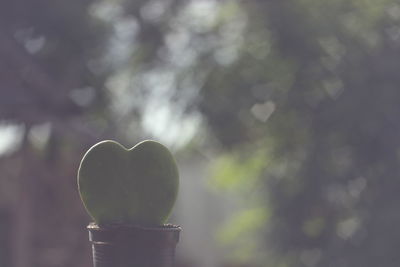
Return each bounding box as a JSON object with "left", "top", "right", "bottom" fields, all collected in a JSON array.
[{"left": 78, "top": 140, "right": 179, "bottom": 225}]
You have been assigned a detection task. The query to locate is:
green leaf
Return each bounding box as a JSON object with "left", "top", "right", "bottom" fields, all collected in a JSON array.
[{"left": 77, "top": 140, "right": 179, "bottom": 225}]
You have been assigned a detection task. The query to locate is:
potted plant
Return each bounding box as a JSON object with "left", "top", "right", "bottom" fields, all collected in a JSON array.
[{"left": 77, "top": 140, "right": 181, "bottom": 267}]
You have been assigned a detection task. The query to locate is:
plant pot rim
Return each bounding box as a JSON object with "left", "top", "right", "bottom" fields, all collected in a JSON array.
[
  {"left": 87, "top": 222, "right": 181, "bottom": 232},
  {"left": 87, "top": 222, "right": 181, "bottom": 245}
]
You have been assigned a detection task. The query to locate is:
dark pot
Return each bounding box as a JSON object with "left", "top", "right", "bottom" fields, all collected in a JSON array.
[{"left": 87, "top": 223, "right": 181, "bottom": 267}]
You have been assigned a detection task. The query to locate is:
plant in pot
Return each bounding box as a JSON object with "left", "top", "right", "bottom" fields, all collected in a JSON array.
[{"left": 77, "top": 140, "right": 181, "bottom": 267}]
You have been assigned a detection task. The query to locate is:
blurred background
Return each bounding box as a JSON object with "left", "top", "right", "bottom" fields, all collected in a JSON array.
[{"left": 2, "top": 0, "right": 400, "bottom": 266}]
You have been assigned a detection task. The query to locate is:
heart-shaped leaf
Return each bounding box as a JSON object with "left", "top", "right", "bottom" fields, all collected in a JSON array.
[{"left": 78, "top": 140, "right": 179, "bottom": 225}]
